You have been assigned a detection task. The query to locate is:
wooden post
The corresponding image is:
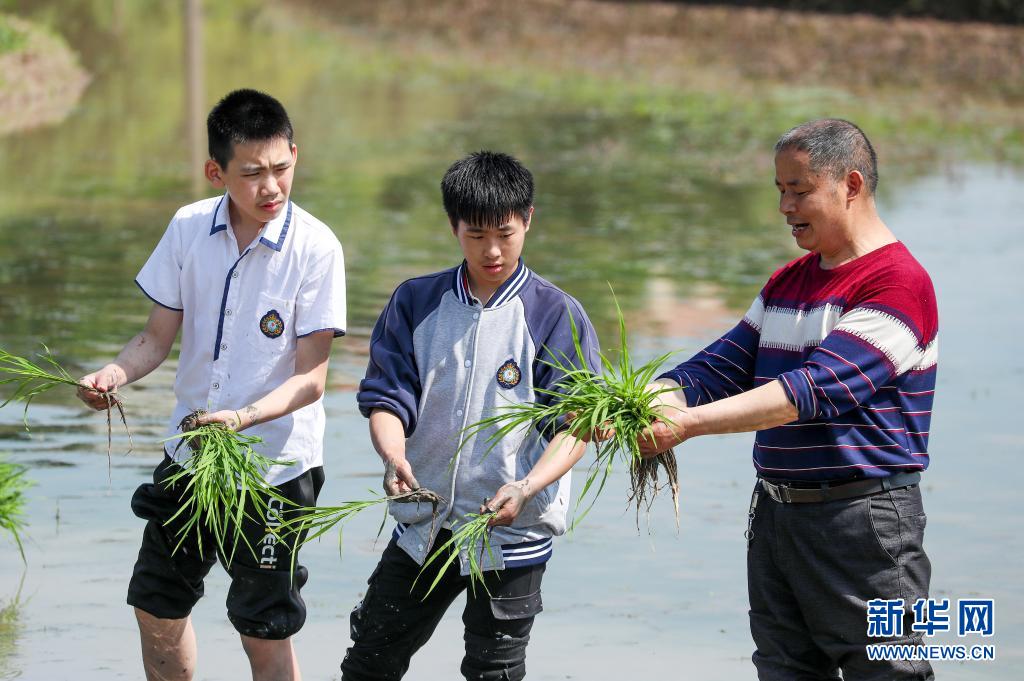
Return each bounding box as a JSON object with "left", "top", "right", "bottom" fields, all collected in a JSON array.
[{"left": 184, "top": 0, "right": 205, "bottom": 197}]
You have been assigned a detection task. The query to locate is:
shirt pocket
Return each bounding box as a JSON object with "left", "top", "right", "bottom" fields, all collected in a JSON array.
[{"left": 244, "top": 293, "right": 296, "bottom": 377}]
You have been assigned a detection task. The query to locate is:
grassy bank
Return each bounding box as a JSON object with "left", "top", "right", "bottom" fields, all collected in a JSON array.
[
  {"left": 0, "top": 14, "right": 88, "bottom": 136},
  {"left": 289, "top": 0, "right": 1024, "bottom": 167}
]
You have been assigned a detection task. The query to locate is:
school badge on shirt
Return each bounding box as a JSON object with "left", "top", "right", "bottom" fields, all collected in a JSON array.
[
  {"left": 496, "top": 358, "right": 522, "bottom": 389},
  {"left": 259, "top": 309, "right": 285, "bottom": 338}
]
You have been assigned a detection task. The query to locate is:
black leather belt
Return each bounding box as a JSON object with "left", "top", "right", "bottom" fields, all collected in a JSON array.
[{"left": 758, "top": 472, "right": 921, "bottom": 504}]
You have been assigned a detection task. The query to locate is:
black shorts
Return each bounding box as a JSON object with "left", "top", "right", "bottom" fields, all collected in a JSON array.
[{"left": 127, "top": 455, "right": 325, "bottom": 639}]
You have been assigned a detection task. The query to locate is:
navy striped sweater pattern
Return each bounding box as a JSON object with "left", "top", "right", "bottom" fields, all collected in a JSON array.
[{"left": 660, "top": 242, "right": 938, "bottom": 482}]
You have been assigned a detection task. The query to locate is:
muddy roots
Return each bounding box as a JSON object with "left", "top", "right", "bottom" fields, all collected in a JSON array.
[
  {"left": 628, "top": 448, "right": 680, "bottom": 531},
  {"left": 175, "top": 409, "right": 208, "bottom": 455}
]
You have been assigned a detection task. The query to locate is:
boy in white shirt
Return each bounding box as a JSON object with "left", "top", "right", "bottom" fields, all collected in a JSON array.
[{"left": 77, "top": 89, "right": 345, "bottom": 681}]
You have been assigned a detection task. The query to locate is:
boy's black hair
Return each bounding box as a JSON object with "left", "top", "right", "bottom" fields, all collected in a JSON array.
[
  {"left": 207, "top": 89, "right": 294, "bottom": 169},
  {"left": 441, "top": 151, "right": 534, "bottom": 228}
]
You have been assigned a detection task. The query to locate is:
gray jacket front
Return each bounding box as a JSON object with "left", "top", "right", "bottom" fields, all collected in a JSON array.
[{"left": 357, "top": 261, "right": 600, "bottom": 574}]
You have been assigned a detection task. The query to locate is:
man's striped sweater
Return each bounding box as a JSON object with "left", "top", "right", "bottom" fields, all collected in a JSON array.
[{"left": 660, "top": 241, "right": 938, "bottom": 482}]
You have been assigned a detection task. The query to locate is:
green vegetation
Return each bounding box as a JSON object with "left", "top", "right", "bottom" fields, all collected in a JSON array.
[
  {"left": 0, "top": 346, "right": 82, "bottom": 426},
  {"left": 277, "top": 487, "right": 444, "bottom": 572},
  {"left": 1, "top": 0, "right": 1021, "bottom": 364},
  {"left": 463, "top": 294, "right": 681, "bottom": 529},
  {"left": 415, "top": 511, "right": 496, "bottom": 598},
  {"left": 0, "top": 15, "right": 27, "bottom": 54},
  {"left": 0, "top": 457, "right": 30, "bottom": 561},
  {"left": 162, "top": 412, "right": 292, "bottom": 567},
  {"left": 0, "top": 346, "right": 130, "bottom": 474}
]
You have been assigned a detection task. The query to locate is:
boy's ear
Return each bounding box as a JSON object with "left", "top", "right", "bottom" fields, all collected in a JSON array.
[
  {"left": 205, "top": 159, "right": 225, "bottom": 188},
  {"left": 524, "top": 206, "right": 534, "bottom": 231}
]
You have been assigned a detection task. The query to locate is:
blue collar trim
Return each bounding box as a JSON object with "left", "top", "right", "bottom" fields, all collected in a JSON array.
[
  {"left": 209, "top": 194, "right": 228, "bottom": 235},
  {"left": 452, "top": 259, "right": 530, "bottom": 309},
  {"left": 258, "top": 201, "right": 292, "bottom": 252},
  {"left": 208, "top": 194, "right": 292, "bottom": 253}
]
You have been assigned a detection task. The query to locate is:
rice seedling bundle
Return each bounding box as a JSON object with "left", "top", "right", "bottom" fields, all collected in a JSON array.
[
  {"left": 414, "top": 510, "right": 496, "bottom": 598},
  {"left": 462, "top": 294, "right": 681, "bottom": 530},
  {"left": 161, "top": 410, "right": 293, "bottom": 567},
  {"left": 0, "top": 457, "right": 30, "bottom": 562},
  {"left": 0, "top": 346, "right": 132, "bottom": 474},
  {"left": 276, "top": 487, "right": 445, "bottom": 573}
]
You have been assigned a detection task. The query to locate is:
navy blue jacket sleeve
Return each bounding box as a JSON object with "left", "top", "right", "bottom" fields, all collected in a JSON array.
[
  {"left": 658, "top": 293, "right": 764, "bottom": 407},
  {"left": 526, "top": 292, "right": 601, "bottom": 437},
  {"left": 357, "top": 284, "right": 422, "bottom": 436}
]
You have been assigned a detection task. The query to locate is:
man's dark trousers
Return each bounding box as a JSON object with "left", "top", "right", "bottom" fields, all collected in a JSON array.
[{"left": 748, "top": 482, "right": 934, "bottom": 680}]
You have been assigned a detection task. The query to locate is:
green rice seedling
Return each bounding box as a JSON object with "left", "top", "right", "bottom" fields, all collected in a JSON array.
[
  {"left": 0, "top": 457, "right": 30, "bottom": 562},
  {"left": 414, "top": 509, "right": 496, "bottom": 598},
  {"left": 0, "top": 346, "right": 133, "bottom": 475},
  {"left": 276, "top": 487, "right": 445, "bottom": 573},
  {"left": 461, "top": 292, "right": 682, "bottom": 530},
  {"left": 161, "top": 410, "right": 293, "bottom": 567}
]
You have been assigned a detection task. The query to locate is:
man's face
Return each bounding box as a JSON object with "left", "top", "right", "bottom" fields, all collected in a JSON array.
[
  {"left": 207, "top": 136, "right": 297, "bottom": 230},
  {"left": 453, "top": 209, "right": 532, "bottom": 291},
  {"left": 774, "top": 148, "right": 849, "bottom": 255}
]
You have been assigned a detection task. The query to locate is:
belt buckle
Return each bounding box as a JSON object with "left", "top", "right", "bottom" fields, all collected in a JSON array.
[{"left": 761, "top": 480, "right": 790, "bottom": 503}]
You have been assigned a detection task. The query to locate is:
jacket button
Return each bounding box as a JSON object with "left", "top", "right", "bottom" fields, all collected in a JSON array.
[{"left": 464, "top": 360, "right": 471, "bottom": 368}]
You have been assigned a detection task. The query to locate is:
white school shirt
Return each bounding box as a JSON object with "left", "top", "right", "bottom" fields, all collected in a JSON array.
[{"left": 136, "top": 194, "right": 346, "bottom": 485}]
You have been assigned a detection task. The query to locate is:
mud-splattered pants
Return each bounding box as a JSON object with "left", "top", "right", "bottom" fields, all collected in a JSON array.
[{"left": 341, "top": 531, "right": 545, "bottom": 681}]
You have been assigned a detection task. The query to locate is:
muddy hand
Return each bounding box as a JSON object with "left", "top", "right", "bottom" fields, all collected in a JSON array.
[
  {"left": 384, "top": 458, "right": 420, "bottom": 496},
  {"left": 77, "top": 364, "right": 126, "bottom": 411},
  {"left": 483, "top": 478, "right": 533, "bottom": 527},
  {"left": 196, "top": 409, "right": 243, "bottom": 431}
]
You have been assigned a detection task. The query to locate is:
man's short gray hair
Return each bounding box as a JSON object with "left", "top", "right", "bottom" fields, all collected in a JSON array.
[{"left": 774, "top": 119, "right": 878, "bottom": 195}]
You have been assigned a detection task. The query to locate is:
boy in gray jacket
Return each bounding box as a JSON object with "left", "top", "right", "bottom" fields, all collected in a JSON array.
[{"left": 344, "top": 151, "right": 600, "bottom": 681}]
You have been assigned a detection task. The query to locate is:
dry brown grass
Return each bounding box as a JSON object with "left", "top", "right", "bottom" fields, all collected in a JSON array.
[{"left": 301, "top": 0, "right": 1024, "bottom": 105}]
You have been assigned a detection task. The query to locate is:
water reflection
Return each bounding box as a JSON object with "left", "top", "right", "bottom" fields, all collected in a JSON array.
[
  {"left": 0, "top": 573, "right": 25, "bottom": 679},
  {"left": 1, "top": 0, "right": 809, "bottom": 374}
]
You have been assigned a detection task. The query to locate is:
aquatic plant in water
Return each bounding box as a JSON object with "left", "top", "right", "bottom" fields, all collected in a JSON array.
[
  {"left": 0, "top": 457, "right": 30, "bottom": 562},
  {"left": 0, "top": 346, "right": 132, "bottom": 474},
  {"left": 161, "top": 410, "right": 292, "bottom": 567}
]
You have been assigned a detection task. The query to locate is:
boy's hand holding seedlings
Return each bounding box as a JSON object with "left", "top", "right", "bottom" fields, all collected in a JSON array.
[
  {"left": 77, "top": 364, "right": 128, "bottom": 410},
  {"left": 484, "top": 430, "right": 587, "bottom": 527}
]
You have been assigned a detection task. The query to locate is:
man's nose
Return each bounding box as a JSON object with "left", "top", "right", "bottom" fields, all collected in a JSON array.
[{"left": 779, "top": 193, "right": 795, "bottom": 215}]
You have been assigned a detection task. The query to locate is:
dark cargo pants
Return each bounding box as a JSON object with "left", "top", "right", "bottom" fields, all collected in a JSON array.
[{"left": 341, "top": 531, "right": 545, "bottom": 681}]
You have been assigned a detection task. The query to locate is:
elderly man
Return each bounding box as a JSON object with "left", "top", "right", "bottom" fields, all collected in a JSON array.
[{"left": 641, "top": 119, "right": 937, "bottom": 680}]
